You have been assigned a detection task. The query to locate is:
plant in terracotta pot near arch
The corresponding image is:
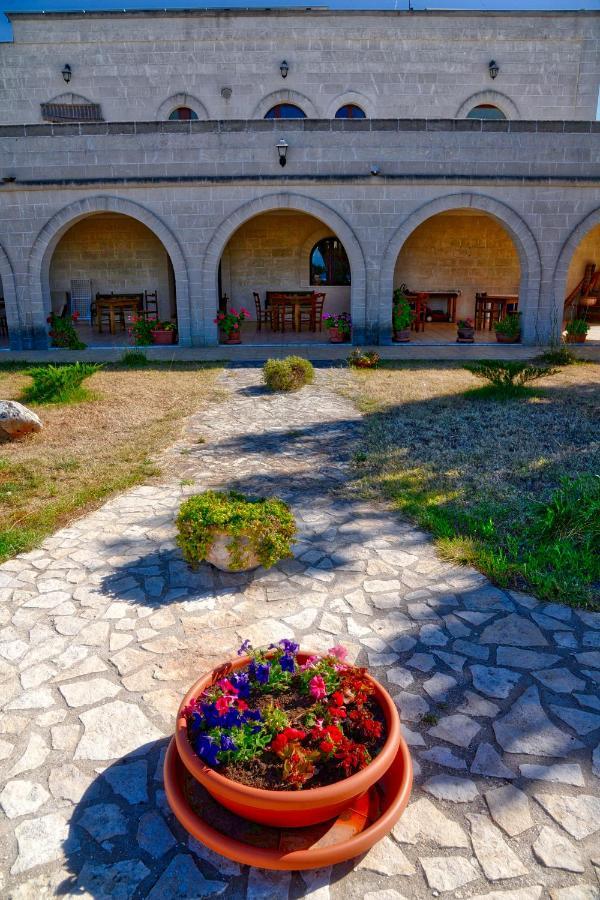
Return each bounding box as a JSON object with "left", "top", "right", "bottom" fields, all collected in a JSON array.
[
  {"left": 565, "top": 318, "right": 590, "bottom": 344},
  {"left": 323, "top": 312, "right": 352, "bottom": 343},
  {"left": 215, "top": 307, "right": 250, "bottom": 344},
  {"left": 494, "top": 312, "right": 521, "bottom": 344},
  {"left": 392, "top": 290, "right": 413, "bottom": 342},
  {"left": 151, "top": 320, "right": 177, "bottom": 345}
]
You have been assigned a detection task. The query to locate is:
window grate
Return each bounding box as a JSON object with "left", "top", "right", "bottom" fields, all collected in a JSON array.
[{"left": 41, "top": 102, "right": 103, "bottom": 122}]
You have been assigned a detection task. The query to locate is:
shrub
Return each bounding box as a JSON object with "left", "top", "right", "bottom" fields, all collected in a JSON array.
[
  {"left": 392, "top": 291, "right": 413, "bottom": 331},
  {"left": 176, "top": 490, "right": 296, "bottom": 570},
  {"left": 263, "top": 356, "right": 315, "bottom": 392},
  {"left": 121, "top": 350, "right": 148, "bottom": 368},
  {"left": 537, "top": 347, "right": 577, "bottom": 367},
  {"left": 348, "top": 349, "right": 380, "bottom": 368},
  {"left": 47, "top": 312, "right": 86, "bottom": 350},
  {"left": 494, "top": 313, "right": 521, "bottom": 338},
  {"left": 465, "top": 360, "right": 556, "bottom": 396},
  {"left": 565, "top": 318, "right": 590, "bottom": 337},
  {"left": 22, "top": 363, "right": 103, "bottom": 404}
]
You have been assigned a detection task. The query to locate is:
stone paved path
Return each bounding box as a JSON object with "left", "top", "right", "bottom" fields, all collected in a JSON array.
[{"left": 1, "top": 367, "right": 599, "bottom": 900}]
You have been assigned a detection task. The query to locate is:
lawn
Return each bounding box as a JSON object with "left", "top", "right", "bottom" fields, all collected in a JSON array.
[
  {"left": 348, "top": 360, "right": 600, "bottom": 608},
  {"left": 0, "top": 361, "right": 221, "bottom": 562}
]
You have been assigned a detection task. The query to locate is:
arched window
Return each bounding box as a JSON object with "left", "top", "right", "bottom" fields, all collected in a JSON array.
[
  {"left": 466, "top": 104, "right": 506, "bottom": 120},
  {"left": 169, "top": 107, "right": 198, "bottom": 121},
  {"left": 310, "top": 238, "right": 351, "bottom": 286},
  {"left": 335, "top": 104, "right": 366, "bottom": 119},
  {"left": 265, "top": 104, "right": 306, "bottom": 119}
]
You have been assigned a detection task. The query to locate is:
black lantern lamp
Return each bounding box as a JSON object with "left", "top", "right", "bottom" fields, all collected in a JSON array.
[
  {"left": 61, "top": 64, "right": 72, "bottom": 84},
  {"left": 279, "top": 60, "right": 289, "bottom": 79},
  {"left": 488, "top": 60, "right": 499, "bottom": 80},
  {"left": 276, "top": 139, "right": 288, "bottom": 167}
]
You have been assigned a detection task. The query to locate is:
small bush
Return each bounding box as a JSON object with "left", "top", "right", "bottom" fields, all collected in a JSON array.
[
  {"left": 22, "top": 363, "right": 103, "bottom": 404},
  {"left": 121, "top": 350, "right": 148, "bottom": 368},
  {"left": 176, "top": 490, "right": 296, "bottom": 570},
  {"left": 537, "top": 347, "right": 577, "bottom": 367},
  {"left": 464, "top": 360, "right": 556, "bottom": 396},
  {"left": 263, "top": 356, "right": 314, "bottom": 392}
]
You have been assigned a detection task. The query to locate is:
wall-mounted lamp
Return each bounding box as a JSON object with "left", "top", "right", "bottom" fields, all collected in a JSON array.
[
  {"left": 276, "top": 139, "right": 289, "bottom": 167},
  {"left": 2, "top": 175, "right": 16, "bottom": 184},
  {"left": 488, "top": 60, "right": 499, "bottom": 80},
  {"left": 61, "top": 63, "right": 72, "bottom": 84},
  {"left": 221, "top": 86, "right": 232, "bottom": 100},
  {"left": 279, "top": 60, "right": 289, "bottom": 79}
]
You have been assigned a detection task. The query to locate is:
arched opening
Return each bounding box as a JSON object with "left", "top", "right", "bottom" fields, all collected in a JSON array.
[
  {"left": 392, "top": 209, "right": 521, "bottom": 344},
  {"left": 335, "top": 104, "right": 366, "bottom": 119},
  {"left": 48, "top": 213, "right": 178, "bottom": 347},
  {"left": 264, "top": 104, "right": 306, "bottom": 119},
  {"left": 466, "top": 104, "right": 507, "bottom": 120},
  {"left": 218, "top": 210, "right": 352, "bottom": 345},
  {"left": 562, "top": 221, "right": 600, "bottom": 343},
  {"left": 168, "top": 107, "right": 198, "bottom": 121}
]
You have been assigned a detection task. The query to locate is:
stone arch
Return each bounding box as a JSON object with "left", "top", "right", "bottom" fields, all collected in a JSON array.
[
  {"left": 455, "top": 91, "right": 520, "bottom": 120},
  {"left": 156, "top": 93, "right": 209, "bottom": 121},
  {"left": 379, "top": 193, "right": 542, "bottom": 344},
  {"left": 325, "top": 91, "right": 372, "bottom": 119},
  {"left": 28, "top": 196, "right": 192, "bottom": 348},
  {"left": 201, "top": 193, "right": 367, "bottom": 344},
  {"left": 0, "top": 242, "right": 22, "bottom": 350},
  {"left": 251, "top": 90, "right": 319, "bottom": 120},
  {"left": 553, "top": 206, "right": 600, "bottom": 336}
]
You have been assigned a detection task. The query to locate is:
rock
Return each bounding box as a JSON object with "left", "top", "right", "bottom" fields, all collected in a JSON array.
[
  {"left": 0, "top": 737, "right": 14, "bottom": 760},
  {"left": 423, "top": 774, "right": 478, "bottom": 802},
  {"left": 469, "top": 813, "right": 528, "bottom": 880},
  {"left": 594, "top": 744, "right": 600, "bottom": 778},
  {"left": 471, "top": 665, "right": 522, "bottom": 698},
  {"left": 549, "top": 704, "right": 600, "bottom": 735},
  {"left": 300, "top": 867, "right": 331, "bottom": 900},
  {"left": 356, "top": 835, "right": 415, "bottom": 876},
  {"left": 363, "top": 892, "right": 408, "bottom": 900},
  {"left": 0, "top": 401, "right": 42, "bottom": 441},
  {"left": 428, "top": 714, "right": 481, "bottom": 748},
  {"left": 73, "top": 860, "right": 150, "bottom": 900},
  {"left": 485, "top": 785, "right": 533, "bottom": 836},
  {"left": 434, "top": 649, "right": 466, "bottom": 673},
  {"left": 8, "top": 732, "right": 49, "bottom": 777},
  {"left": 423, "top": 672, "right": 457, "bottom": 701},
  {"left": 533, "top": 668, "right": 586, "bottom": 693},
  {"left": 550, "top": 888, "right": 600, "bottom": 900},
  {"left": 246, "top": 869, "right": 292, "bottom": 900},
  {"left": 480, "top": 613, "right": 548, "bottom": 647},
  {"left": 453, "top": 639, "right": 489, "bottom": 660},
  {"left": 519, "top": 763, "right": 584, "bottom": 786},
  {"left": 78, "top": 803, "right": 128, "bottom": 841},
  {"left": 469, "top": 890, "right": 542, "bottom": 900},
  {"left": 532, "top": 824, "right": 584, "bottom": 872},
  {"left": 188, "top": 837, "right": 241, "bottom": 877},
  {"left": 534, "top": 792, "right": 600, "bottom": 840},
  {"left": 471, "top": 743, "right": 515, "bottom": 779},
  {"left": 0, "top": 779, "right": 49, "bottom": 818},
  {"left": 392, "top": 797, "right": 469, "bottom": 848},
  {"left": 11, "top": 812, "right": 78, "bottom": 874},
  {"left": 494, "top": 686, "right": 583, "bottom": 757},
  {"left": 457, "top": 691, "right": 499, "bottom": 717},
  {"left": 146, "top": 855, "right": 226, "bottom": 899},
  {"left": 48, "top": 764, "right": 94, "bottom": 804},
  {"left": 401, "top": 724, "right": 425, "bottom": 747},
  {"left": 59, "top": 677, "right": 121, "bottom": 708},
  {"left": 406, "top": 652, "right": 436, "bottom": 672},
  {"left": 137, "top": 811, "right": 176, "bottom": 858},
  {"left": 75, "top": 700, "right": 163, "bottom": 760},
  {"left": 387, "top": 667, "right": 414, "bottom": 688},
  {"left": 419, "top": 623, "right": 448, "bottom": 646},
  {"left": 103, "top": 760, "right": 148, "bottom": 803},
  {"left": 51, "top": 724, "right": 80, "bottom": 753},
  {"left": 420, "top": 746, "right": 467, "bottom": 770},
  {"left": 420, "top": 855, "right": 480, "bottom": 892},
  {"left": 393, "top": 691, "right": 430, "bottom": 722}
]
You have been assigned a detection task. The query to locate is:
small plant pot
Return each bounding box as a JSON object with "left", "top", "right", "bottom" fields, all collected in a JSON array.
[
  {"left": 392, "top": 329, "right": 411, "bottom": 343},
  {"left": 328, "top": 327, "right": 350, "bottom": 344},
  {"left": 205, "top": 531, "right": 260, "bottom": 572},
  {"left": 151, "top": 329, "right": 176, "bottom": 345},
  {"left": 495, "top": 333, "right": 521, "bottom": 344},
  {"left": 565, "top": 333, "right": 587, "bottom": 344},
  {"left": 354, "top": 359, "right": 376, "bottom": 368},
  {"left": 221, "top": 331, "right": 242, "bottom": 345},
  {"left": 174, "top": 652, "right": 403, "bottom": 829},
  {"left": 457, "top": 328, "right": 475, "bottom": 343}
]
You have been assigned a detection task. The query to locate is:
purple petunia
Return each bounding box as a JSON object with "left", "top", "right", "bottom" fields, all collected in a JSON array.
[
  {"left": 220, "top": 734, "right": 238, "bottom": 752},
  {"left": 230, "top": 671, "right": 250, "bottom": 699},
  {"left": 280, "top": 653, "right": 295, "bottom": 673},
  {"left": 278, "top": 639, "right": 299, "bottom": 655},
  {"left": 255, "top": 662, "right": 270, "bottom": 685},
  {"left": 237, "top": 639, "right": 252, "bottom": 656},
  {"left": 196, "top": 734, "right": 220, "bottom": 766}
]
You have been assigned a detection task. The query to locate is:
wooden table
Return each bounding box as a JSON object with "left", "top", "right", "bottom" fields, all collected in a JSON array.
[
  {"left": 96, "top": 295, "right": 142, "bottom": 334},
  {"left": 269, "top": 293, "right": 316, "bottom": 332},
  {"left": 411, "top": 290, "right": 461, "bottom": 323},
  {"left": 475, "top": 293, "right": 519, "bottom": 331}
]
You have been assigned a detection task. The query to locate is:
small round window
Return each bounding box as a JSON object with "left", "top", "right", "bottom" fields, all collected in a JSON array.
[
  {"left": 264, "top": 104, "right": 306, "bottom": 119},
  {"left": 169, "top": 107, "right": 198, "bottom": 121},
  {"left": 466, "top": 104, "right": 506, "bottom": 120}
]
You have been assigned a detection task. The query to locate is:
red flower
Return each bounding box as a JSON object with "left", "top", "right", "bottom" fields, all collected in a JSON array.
[
  {"left": 331, "top": 692, "right": 344, "bottom": 707},
  {"left": 71, "top": 311, "right": 80, "bottom": 321},
  {"left": 270, "top": 727, "right": 307, "bottom": 755},
  {"left": 215, "top": 696, "right": 231, "bottom": 715}
]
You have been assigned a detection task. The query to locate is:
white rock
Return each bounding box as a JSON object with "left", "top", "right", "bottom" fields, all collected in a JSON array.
[
  {"left": 533, "top": 824, "right": 584, "bottom": 872},
  {"left": 534, "top": 792, "right": 600, "bottom": 840},
  {"left": 421, "top": 746, "right": 467, "bottom": 770},
  {"left": 75, "top": 700, "right": 164, "bottom": 760},
  {"left": 457, "top": 690, "right": 500, "bottom": 717},
  {"left": 387, "top": 667, "right": 414, "bottom": 688},
  {"left": 392, "top": 797, "right": 469, "bottom": 848},
  {"left": 471, "top": 743, "right": 515, "bottom": 779},
  {"left": 469, "top": 813, "right": 528, "bottom": 880},
  {"left": 471, "top": 665, "right": 522, "bottom": 699},
  {"left": 519, "top": 763, "right": 584, "bottom": 786},
  {"left": 480, "top": 613, "right": 548, "bottom": 647},
  {"left": 550, "top": 887, "right": 600, "bottom": 900},
  {"left": 533, "top": 667, "right": 586, "bottom": 693},
  {"left": 393, "top": 691, "right": 429, "bottom": 722},
  {"left": 48, "top": 763, "right": 94, "bottom": 804},
  {"left": 494, "top": 686, "right": 583, "bottom": 757},
  {"left": 420, "top": 855, "right": 480, "bottom": 892},
  {"left": 246, "top": 868, "right": 291, "bottom": 900},
  {"left": 0, "top": 779, "right": 50, "bottom": 818},
  {"left": 423, "top": 672, "right": 456, "bottom": 701},
  {"left": 485, "top": 785, "right": 533, "bottom": 836},
  {"left": 0, "top": 400, "right": 42, "bottom": 441},
  {"left": 59, "top": 678, "right": 121, "bottom": 708},
  {"left": 72, "top": 860, "right": 150, "bottom": 899},
  {"left": 8, "top": 732, "right": 49, "bottom": 778},
  {"left": 356, "top": 835, "right": 415, "bottom": 876},
  {"left": 11, "top": 812, "right": 77, "bottom": 874},
  {"left": 428, "top": 713, "right": 481, "bottom": 748},
  {"left": 423, "top": 774, "right": 478, "bottom": 802}
]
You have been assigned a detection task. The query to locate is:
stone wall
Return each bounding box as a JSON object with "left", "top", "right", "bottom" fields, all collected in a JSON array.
[
  {"left": 394, "top": 212, "right": 520, "bottom": 321},
  {"left": 1, "top": 10, "right": 599, "bottom": 124},
  {"left": 221, "top": 211, "right": 350, "bottom": 319}
]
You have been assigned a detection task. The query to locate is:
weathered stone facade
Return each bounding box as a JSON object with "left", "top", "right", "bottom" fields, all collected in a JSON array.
[{"left": 0, "top": 10, "right": 599, "bottom": 349}]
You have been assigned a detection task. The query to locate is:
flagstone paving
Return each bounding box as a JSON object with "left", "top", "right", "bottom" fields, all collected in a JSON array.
[{"left": 1, "top": 367, "right": 599, "bottom": 899}]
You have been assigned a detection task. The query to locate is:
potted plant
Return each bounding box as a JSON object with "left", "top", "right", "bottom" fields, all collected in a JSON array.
[
  {"left": 151, "top": 320, "right": 177, "bottom": 345},
  {"left": 456, "top": 318, "right": 475, "bottom": 343},
  {"left": 176, "top": 490, "right": 296, "bottom": 572},
  {"left": 392, "top": 291, "right": 413, "bottom": 342},
  {"left": 323, "top": 312, "right": 352, "bottom": 343},
  {"left": 215, "top": 307, "right": 250, "bottom": 344},
  {"left": 565, "top": 318, "right": 590, "bottom": 344},
  {"left": 174, "top": 638, "right": 403, "bottom": 828},
  {"left": 348, "top": 348, "right": 380, "bottom": 369},
  {"left": 47, "top": 311, "right": 86, "bottom": 350},
  {"left": 129, "top": 315, "right": 155, "bottom": 346},
  {"left": 494, "top": 312, "right": 521, "bottom": 344}
]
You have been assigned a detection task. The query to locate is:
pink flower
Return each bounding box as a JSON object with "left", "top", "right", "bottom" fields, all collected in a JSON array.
[
  {"left": 300, "top": 655, "right": 319, "bottom": 671},
  {"left": 328, "top": 645, "right": 348, "bottom": 661},
  {"left": 215, "top": 696, "right": 231, "bottom": 715},
  {"left": 309, "top": 674, "right": 327, "bottom": 700},
  {"left": 217, "top": 678, "right": 237, "bottom": 694}
]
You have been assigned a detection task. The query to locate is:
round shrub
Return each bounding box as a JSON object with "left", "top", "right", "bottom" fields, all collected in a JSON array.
[
  {"left": 263, "top": 356, "right": 315, "bottom": 392},
  {"left": 176, "top": 490, "right": 296, "bottom": 570}
]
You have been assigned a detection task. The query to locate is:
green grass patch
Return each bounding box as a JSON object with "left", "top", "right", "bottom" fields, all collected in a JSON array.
[{"left": 22, "top": 363, "right": 103, "bottom": 404}]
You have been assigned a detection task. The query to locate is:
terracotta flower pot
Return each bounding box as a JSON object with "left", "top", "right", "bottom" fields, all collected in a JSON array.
[
  {"left": 205, "top": 531, "right": 260, "bottom": 572},
  {"left": 221, "top": 331, "right": 241, "bottom": 344},
  {"left": 328, "top": 327, "right": 350, "bottom": 344},
  {"left": 151, "top": 329, "right": 176, "bottom": 345},
  {"left": 495, "top": 332, "right": 521, "bottom": 343},
  {"left": 174, "top": 651, "right": 402, "bottom": 828},
  {"left": 565, "top": 333, "right": 587, "bottom": 343},
  {"left": 392, "top": 328, "right": 411, "bottom": 343}
]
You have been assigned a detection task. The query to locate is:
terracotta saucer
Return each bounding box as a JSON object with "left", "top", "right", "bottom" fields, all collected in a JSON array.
[{"left": 164, "top": 735, "right": 413, "bottom": 871}]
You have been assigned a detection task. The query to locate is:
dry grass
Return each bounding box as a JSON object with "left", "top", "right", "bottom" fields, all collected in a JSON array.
[
  {"left": 0, "top": 364, "right": 222, "bottom": 560},
  {"left": 348, "top": 360, "right": 600, "bottom": 606}
]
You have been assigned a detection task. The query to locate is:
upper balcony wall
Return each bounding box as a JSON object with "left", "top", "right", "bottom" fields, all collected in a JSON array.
[{"left": 1, "top": 10, "right": 599, "bottom": 124}]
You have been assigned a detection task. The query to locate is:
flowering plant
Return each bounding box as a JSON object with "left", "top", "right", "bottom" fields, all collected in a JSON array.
[
  {"left": 151, "top": 320, "right": 177, "bottom": 332},
  {"left": 183, "top": 639, "right": 385, "bottom": 790},
  {"left": 215, "top": 307, "right": 250, "bottom": 337},
  {"left": 348, "top": 348, "right": 380, "bottom": 368},
  {"left": 457, "top": 318, "right": 474, "bottom": 330},
  {"left": 322, "top": 312, "right": 352, "bottom": 336},
  {"left": 47, "top": 311, "right": 86, "bottom": 350},
  {"left": 129, "top": 315, "right": 156, "bottom": 346}
]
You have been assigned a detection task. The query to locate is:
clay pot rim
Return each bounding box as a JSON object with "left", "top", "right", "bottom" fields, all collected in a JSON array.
[{"left": 175, "top": 650, "right": 401, "bottom": 808}]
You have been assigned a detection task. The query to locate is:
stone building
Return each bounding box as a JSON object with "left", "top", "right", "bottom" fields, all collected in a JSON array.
[{"left": 0, "top": 8, "right": 598, "bottom": 350}]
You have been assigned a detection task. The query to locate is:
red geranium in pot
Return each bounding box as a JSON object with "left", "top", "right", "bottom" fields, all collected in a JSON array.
[
  {"left": 151, "top": 320, "right": 177, "bottom": 345},
  {"left": 215, "top": 307, "right": 250, "bottom": 344}
]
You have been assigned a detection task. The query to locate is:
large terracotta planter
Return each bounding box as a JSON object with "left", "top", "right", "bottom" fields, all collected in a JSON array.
[
  {"left": 205, "top": 531, "right": 260, "bottom": 572},
  {"left": 174, "top": 652, "right": 402, "bottom": 828},
  {"left": 392, "top": 328, "right": 411, "bottom": 343},
  {"left": 152, "top": 329, "right": 176, "bottom": 345},
  {"left": 565, "top": 333, "right": 587, "bottom": 344},
  {"left": 221, "top": 331, "right": 242, "bottom": 344},
  {"left": 328, "top": 327, "right": 350, "bottom": 344},
  {"left": 495, "top": 332, "right": 521, "bottom": 343}
]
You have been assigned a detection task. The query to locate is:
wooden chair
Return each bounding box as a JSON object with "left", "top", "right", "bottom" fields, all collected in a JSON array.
[
  {"left": 253, "top": 292, "right": 272, "bottom": 331},
  {"left": 270, "top": 294, "right": 295, "bottom": 332},
  {"left": 408, "top": 293, "right": 427, "bottom": 332},
  {"left": 144, "top": 290, "right": 159, "bottom": 318}
]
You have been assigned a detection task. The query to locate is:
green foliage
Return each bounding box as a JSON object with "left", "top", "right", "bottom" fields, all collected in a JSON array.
[
  {"left": 465, "top": 360, "right": 556, "bottom": 397},
  {"left": 47, "top": 313, "right": 86, "bottom": 350},
  {"left": 532, "top": 475, "right": 600, "bottom": 545},
  {"left": 537, "top": 347, "right": 577, "bottom": 367},
  {"left": 263, "top": 356, "right": 315, "bottom": 392},
  {"left": 494, "top": 313, "right": 521, "bottom": 337},
  {"left": 176, "top": 490, "right": 296, "bottom": 570},
  {"left": 120, "top": 350, "right": 148, "bottom": 368},
  {"left": 212, "top": 721, "right": 275, "bottom": 765},
  {"left": 392, "top": 290, "right": 413, "bottom": 331},
  {"left": 129, "top": 317, "right": 155, "bottom": 346},
  {"left": 565, "top": 318, "right": 590, "bottom": 336},
  {"left": 22, "top": 363, "right": 103, "bottom": 405},
  {"left": 348, "top": 349, "right": 380, "bottom": 368},
  {"left": 261, "top": 703, "right": 290, "bottom": 733}
]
